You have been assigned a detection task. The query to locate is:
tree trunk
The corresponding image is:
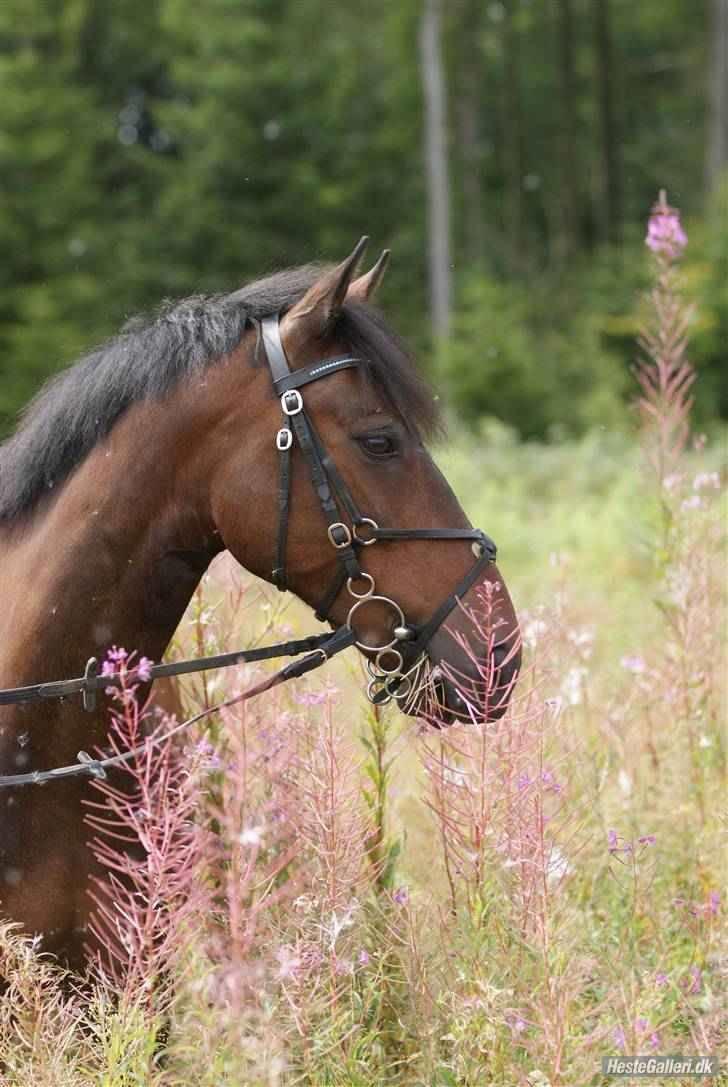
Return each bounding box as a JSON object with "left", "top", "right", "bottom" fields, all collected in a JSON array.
[
  {"left": 503, "top": 0, "right": 524, "bottom": 270},
  {"left": 706, "top": 0, "right": 728, "bottom": 193},
  {"left": 420, "top": 0, "right": 452, "bottom": 341},
  {"left": 454, "top": 0, "right": 485, "bottom": 268},
  {"left": 555, "top": 0, "right": 578, "bottom": 263},
  {"left": 593, "top": 0, "right": 622, "bottom": 241}
]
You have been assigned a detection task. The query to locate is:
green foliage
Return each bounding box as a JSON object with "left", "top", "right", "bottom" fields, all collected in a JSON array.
[
  {"left": 442, "top": 273, "right": 629, "bottom": 438},
  {"left": 0, "top": 1, "right": 723, "bottom": 441}
]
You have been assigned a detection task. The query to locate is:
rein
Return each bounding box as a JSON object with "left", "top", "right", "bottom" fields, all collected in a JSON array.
[{"left": 0, "top": 312, "right": 497, "bottom": 788}]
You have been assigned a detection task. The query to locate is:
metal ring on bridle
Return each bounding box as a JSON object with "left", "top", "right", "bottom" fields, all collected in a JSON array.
[
  {"left": 389, "top": 673, "right": 412, "bottom": 699},
  {"left": 375, "top": 647, "right": 403, "bottom": 675},
  {"left": 366, "top": 677, "right": 393, "bottom": 705},
  {"left": 346, "top": 572, "right": 374, "bottom": 599},
  {"left": 346, "top": 594, "right": 406, "bottom": 652},
  {"left": 353, "top": 518, "right": 379, "bottom": 546}
]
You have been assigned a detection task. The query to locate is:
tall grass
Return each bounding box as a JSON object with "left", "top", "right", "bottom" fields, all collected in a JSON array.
[{"left": 0, "top": 199, "right": 724, "bottom": 1085}]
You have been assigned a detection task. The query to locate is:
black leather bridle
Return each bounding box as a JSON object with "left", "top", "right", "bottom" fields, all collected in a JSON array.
[
  {"left": 0, "top": 312, "right": 498, "bottom": 787},
  {"left": 260, "top": 313, "right": 497, "bottom": 707}
]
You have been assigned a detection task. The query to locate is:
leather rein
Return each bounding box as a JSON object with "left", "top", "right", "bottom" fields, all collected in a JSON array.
[{"left": 0, "top": 313, "right": 496, "bottom": 787}]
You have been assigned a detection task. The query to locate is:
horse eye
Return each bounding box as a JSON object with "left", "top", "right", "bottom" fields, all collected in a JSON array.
[{"left": 357, "top": 433, "right": 398, "bottom": 458}]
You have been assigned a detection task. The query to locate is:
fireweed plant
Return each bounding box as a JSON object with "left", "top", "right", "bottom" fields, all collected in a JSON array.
[{"left": 0, "top": 193, "right": 724, "bottom": 1085}]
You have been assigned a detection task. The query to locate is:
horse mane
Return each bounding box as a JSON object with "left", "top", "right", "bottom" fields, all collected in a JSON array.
[{"left": 0, "top": 264, "right": 441, "bottom": 523}]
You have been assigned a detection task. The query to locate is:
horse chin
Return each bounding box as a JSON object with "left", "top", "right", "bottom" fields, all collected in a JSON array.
[{"left": 402, "top": 672, "right": 516, "bottom": 728}]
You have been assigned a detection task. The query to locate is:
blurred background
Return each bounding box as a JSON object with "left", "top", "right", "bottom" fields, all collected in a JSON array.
[{"left": 0, "top": 0, "right": 725, "bottom": 443}]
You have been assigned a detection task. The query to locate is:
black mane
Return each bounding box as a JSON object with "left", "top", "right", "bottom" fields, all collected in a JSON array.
[{"left": 0, "top": 265, "right": 440, "bottom": 523}]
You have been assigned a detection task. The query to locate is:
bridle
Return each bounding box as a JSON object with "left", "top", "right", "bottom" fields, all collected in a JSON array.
[
  {"left": 0, "top": 312, "right": 497, "bottom": 787},
  {"left": 260, "top": 313, "right": 497, "bottom": 708}
]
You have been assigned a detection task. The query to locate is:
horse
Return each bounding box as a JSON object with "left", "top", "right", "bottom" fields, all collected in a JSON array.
[{"left": 0, "top": 240, "right": 520, "bottom": 970}]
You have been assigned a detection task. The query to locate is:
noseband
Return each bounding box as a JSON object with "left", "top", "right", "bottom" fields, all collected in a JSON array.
[{"left": 260, "top": 314, "right": 497, "bottom": 707}]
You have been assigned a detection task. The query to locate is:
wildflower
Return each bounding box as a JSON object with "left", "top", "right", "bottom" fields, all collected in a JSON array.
[
  {"left": 655, "top": 971, "right": 669, "bottom": 988},
  {"left": 541, "top": 769, "right": 563, "bottom": 794},
  {"left": 561, "top": 665, "right": 587, "bottom": 706},
  {"left": 357, "top": 949, "right": 370, "bottom": 966},
  {"left": 517, "top": 771, "right": 533, "bottom": 793},
  {"left": 293, "top": 684, "right": 339, "bottom": 706},
  {"left": 618, "top": 769, "right": 632, "bottom": 796},
  {"left": 613, "top": 1026, "right": 626, "bottom": 1050},
  {"left": 239, "top": 825, "right": 264, "bottom": 847},
  {"left": 708, "top": 891, "right": 720, "bottom": 915},
  {"left": 275, "top": 945, "right": 301, "bottom": 981},
  {"left": 637, "top": 834, "right": 656, "bottom": 847},
  {"left": 393, "top": 886, "right": 409, "bottom": 906},
  {"left": 136, "top": 656, "right": 153, "bottom": 682},
  {"left": 620, "top": 655, "right": 647, "bottom": 675},
  {"left": 568, "top": 626, "right": 594, "bottom": 658},
  {"left": 681, "top": 494, "right": 702, "bottom": 512},
  {"left": 508, "top": 1014, "right": 527, "bottom": 1036},
  {"left": 608, "top": 829, "right": 633, "bottom": 855},
  {"left": 693, "top": 471, "right": 720, "bottom": 491},
  {"left": 686, "top": 965, "right": 702, "bottom": 994},
  {"left": 649, "top": 1032, "right": 661, "bottom": 1051},
  {"left": 522, "top": 615, "right": 547, "bottom": 649},
  {"left": 645, "top": 200, "right": 688, "bottom": 259},
  {"left": 546, "top": 845, "right": 572, "bottom": 885}
]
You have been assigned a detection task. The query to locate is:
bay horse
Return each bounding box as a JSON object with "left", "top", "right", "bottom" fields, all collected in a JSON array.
[{"left": 0, "top": 240, "right": 519, "bottom": 969}]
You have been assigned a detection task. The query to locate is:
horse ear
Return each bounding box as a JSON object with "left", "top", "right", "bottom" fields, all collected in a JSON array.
[
  {"left": 346, "top": 249, "right": 390, "bottom": 303},
  {"left": 281, "top": 236, "right": 369, "bottom": 342}
]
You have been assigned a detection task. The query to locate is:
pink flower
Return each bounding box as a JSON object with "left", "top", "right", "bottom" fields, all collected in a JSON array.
[
  {"left": 358, "top": 949, "right": 370, "bottom": 966},
  {"left": 620, "top": 655, "right": 647, "bottom": 674},
  {"left": 393, "top": 886, "right": 409, "bottom": 906},
  {"left": 645, "top": 202, "right": 688, "bottom": 259},
  {"left": 608, "top": 828, "right": 632, "bottom": 854},
  {"left": 637, "top": 834, "right": 656, "bottom": 847},
  {"left": 510, "top": 1015, "right": 527, "bottom": 1035},
  {"left": 655, "top": 971, "right": 669, "bottom": 988},
  {"left": 136, "top": 656, "right": 153, "bottom": 682},
  {"left": 613, "top": 1026, "right": 626, "bottom": 1050},
  {"left": 541, "top": 769, "right": 563, "bottom": 794},
  {"left": 686, "top": 965, "right": 702, "bottom": 994}
]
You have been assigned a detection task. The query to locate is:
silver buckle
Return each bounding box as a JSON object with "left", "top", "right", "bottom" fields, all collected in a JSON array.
[
  {"left": 276, "top": 427, "right": 293, "bottom": 451},
  {"left": 281, "top": 389, "right": 303, "bottom": 416},
  {"left": 327, "top": 522, "right": 352, "bottom": 549}
]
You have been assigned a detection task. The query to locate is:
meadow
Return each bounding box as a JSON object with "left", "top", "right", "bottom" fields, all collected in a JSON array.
[
  {"left": 0, "top": 415, "right": 724, "bottom": 1087},
  {"left": 0, "top": 209, "right": 726, "bottom": 1086}
]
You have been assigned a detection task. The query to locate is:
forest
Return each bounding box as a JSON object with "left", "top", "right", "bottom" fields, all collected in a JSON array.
[{"left": 0, "top": 0, "right": 725, "bottom": 440}]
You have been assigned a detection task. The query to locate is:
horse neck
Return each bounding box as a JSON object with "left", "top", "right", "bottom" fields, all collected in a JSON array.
[{"left": 0, "top": 384, "right": 233, "bottom": 695}]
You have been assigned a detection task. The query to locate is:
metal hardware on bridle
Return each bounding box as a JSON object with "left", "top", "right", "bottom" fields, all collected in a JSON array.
[
  {"left": 260, "top": 312, "right": 497, "bottom": 708},
  {"left": 0, "top": 310, "right": 497, "bottom": 788}
]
